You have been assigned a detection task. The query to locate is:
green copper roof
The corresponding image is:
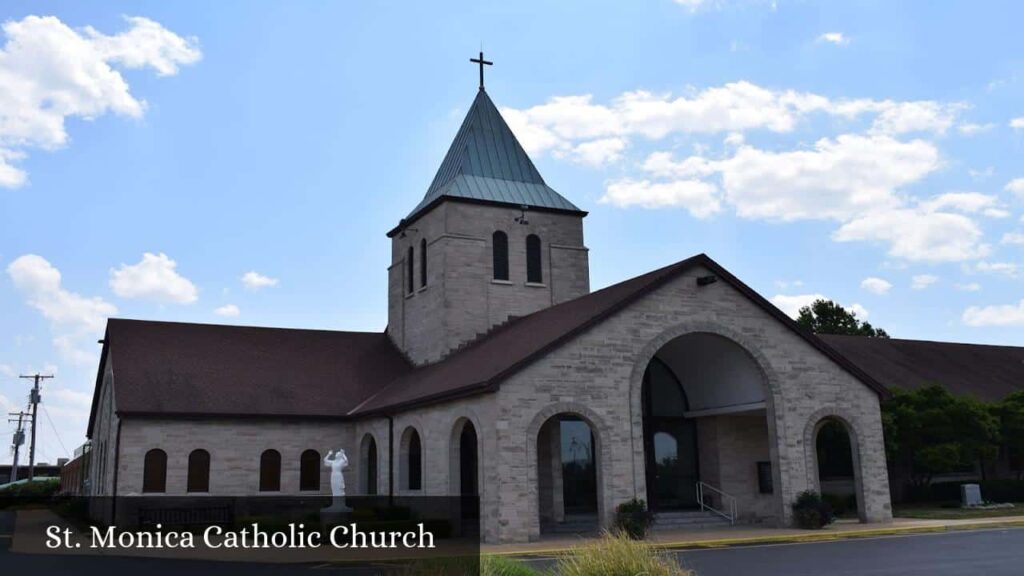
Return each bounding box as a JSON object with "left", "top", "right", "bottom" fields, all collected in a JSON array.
[{"left": 403, "top": 89, "right": 582, "bottom": 224}]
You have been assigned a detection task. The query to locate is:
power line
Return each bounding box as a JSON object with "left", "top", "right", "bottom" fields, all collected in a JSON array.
[
  {"left": 19, "top": 373, "right": 53, "bottom": 480},
  {"left": 41, "top": 405, "right": 69, "bottom": 458}
]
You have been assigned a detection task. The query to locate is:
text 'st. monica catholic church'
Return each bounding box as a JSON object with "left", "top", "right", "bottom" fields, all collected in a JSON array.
[{"left": 85, "top": 63, "right": 896, "bottom": 543}]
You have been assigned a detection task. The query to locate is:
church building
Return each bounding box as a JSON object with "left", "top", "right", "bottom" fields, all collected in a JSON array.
[{"left": 84, "top": 69, "right": 896, "bottom": 543}]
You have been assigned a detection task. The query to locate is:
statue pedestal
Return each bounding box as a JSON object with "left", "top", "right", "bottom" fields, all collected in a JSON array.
[{"left": 320, "top": 497, "right": 352, "bottom": 524}]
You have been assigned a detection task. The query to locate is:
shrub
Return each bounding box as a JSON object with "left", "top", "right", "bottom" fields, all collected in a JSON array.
[
  {"left": 613, "top": 498, "right": 654, "bottom": 539},
  {"left": 792, "top": 490, "right": 834, "bottom": 529},
  {"left": 480, "top": 555, "right": 542, "bottom": 576},
  {"left": 557, "top": 532, "right": 691, "bottom": 576},
  {"left": 902, "top": 479, "right": 1024, "bottom": 504},
  {"left": 821, "top": 493, "right": 857, "bottom": 517},
  {"left": 0, "top": 478, "right": 60, "bottom": 508}
]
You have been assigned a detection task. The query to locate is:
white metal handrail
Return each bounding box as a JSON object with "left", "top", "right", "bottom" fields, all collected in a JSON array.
[{"left": 696, "top": 481, "right": 737, "bottom": 524}]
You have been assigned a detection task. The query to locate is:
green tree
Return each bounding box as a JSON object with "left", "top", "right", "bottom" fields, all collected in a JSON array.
[
  {"left": 796, "top": 299, "right": 890, "bottom": 338},
  {"left": 997, "top": 390, "right": 1024, "bottom": 479},
  {"left": 882, "top": 385, "right": 1001, "bottom": 486}
]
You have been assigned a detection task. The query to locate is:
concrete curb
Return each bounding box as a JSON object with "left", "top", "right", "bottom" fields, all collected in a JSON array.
[{"left": 490, "top": 519, "right": 1024, "bottom": 557}]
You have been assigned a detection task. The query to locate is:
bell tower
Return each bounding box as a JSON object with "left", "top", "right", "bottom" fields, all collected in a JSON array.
[{"left": 387, "top": 57, "right": 589, "bottom": 366}]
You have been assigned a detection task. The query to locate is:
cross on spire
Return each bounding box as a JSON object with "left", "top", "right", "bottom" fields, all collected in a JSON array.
[{"left": 470, "top": 51, "right": 492, "bottom": 90}]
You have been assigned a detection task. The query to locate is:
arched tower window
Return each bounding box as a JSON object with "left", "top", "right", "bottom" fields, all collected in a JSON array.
[
  {"left": 420, "top": 238, "right": 427, "bottom": 288},
  {"left": 402, "top": 428, "right": 423, "bottom": 491},
  {"left": 526, "top": 234, "right": 542, "bottom": 283},
  {"left": 492, "top": 231, "right": 509, "bottom": 281},
  {"left": 406, "top": 246, "right": 414, "bottom": 294},
  {"left": 142, "top": 449, "right": 167, "bottom": 493},
  {"left": 187, "top": 449, "right": 210, "bottom": 493},
  {"left": 299, "top": 449, "right": 321, "bottom": 492},
  {"left": 259, "top": 449, "right": 281, "bottom": 492}
]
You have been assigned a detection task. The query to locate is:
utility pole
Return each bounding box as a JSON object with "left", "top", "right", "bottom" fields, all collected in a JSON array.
[
  {"left": 19, "top": 374, "right": 53, "bottom": 481},
  {"left": 8, "top": 411, "right": 28, "bottom": 483}
]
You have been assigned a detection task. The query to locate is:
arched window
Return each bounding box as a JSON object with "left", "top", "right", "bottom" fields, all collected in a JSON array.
[
  {"left": 143, "top": 449, "right": 167, "bottom": 493},
  {"left": 187, "top": 449, "right": 210, "bottom": 493},
  {"left": 361, "top": 435, "right": 378, "bottom": 495},
  {"left": 259, "top": 449, "right": 281, "bottom": 492},
  {"left": 526, "top": 234, "right": 542, "bottom": 283},
  {"left": 406, "top": 246, "right": 414, "bottom": 294},
  {"left": 492, "top": 231, "right": 509, "bottom": 281},
  {"left": 402, "top": 428, "right": 423, "bottom": 491},
  {"left": 299, "top": 449, "right": 320, "bottom": 492},
  {"left": 419, "top": 238, "right": 427, "bottom": 288}
]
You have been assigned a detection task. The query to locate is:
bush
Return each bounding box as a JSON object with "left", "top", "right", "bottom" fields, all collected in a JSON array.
[
  {"left": 613, "top": 498, "right": 654, "bottom": 539},
  {"left": 903, "top": 479, "right": 1024, "bottom": 504},
  {"left": 0, "top": 478, "right": 60, "bottom": 509},
  {"left": 557, "top": 532, "right": 691, "bottom": 576},
  {"left": 792, "top": 490, "right": 834, "bottom": 529},
  {"left": 822, "top": 493, "right": 857, "bottom": 517},
  {"left": 480, "top": 555, "right": 542, "bottom": 576}
]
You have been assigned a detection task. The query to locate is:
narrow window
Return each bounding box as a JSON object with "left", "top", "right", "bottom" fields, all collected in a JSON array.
[
  {"left": 757, "top": 461, "right": 773, "bottom": 494},
  {"left": 364, "top": 436, "right": 378, "bottom": 495},
  {"left": 526, "top": 234, "right": 542, "bottom": 283},
  {"left": 492, "top": 231, "right": 509, "bottom": 281},
  {"left": 142, "top": 449, "right": 167, "bottom": 493},
  {"left": 406, "top": 246, "right": 414, "bottom": 294},
  {"left": 419, "top": 238, "right": 427, "bottom": 288},
  {"left": 407, "top": 430, "right": 422, "bottom": 490},
  {"left": 187, "top": 449, "right": 210, "bottom": 493},
  {"left": 259, "top": 449, "right": 281, "bottom": 492},
  {"left": 299, "top": 449, "right": 320, "bottom": 492}
]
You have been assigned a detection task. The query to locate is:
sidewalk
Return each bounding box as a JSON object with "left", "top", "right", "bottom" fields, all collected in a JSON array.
[{"left": 482, "top": 515, "right": 1024, "bottom": 556}]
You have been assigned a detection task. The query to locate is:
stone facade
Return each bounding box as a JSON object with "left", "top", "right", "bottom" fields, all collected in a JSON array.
[{"left": 388, "top": 202, "right": 589, "bottom": 365}]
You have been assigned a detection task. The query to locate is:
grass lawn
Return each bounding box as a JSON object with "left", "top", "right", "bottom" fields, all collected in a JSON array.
[{"left": 894, "top": 503, "right": 1024, "bottom": 520}]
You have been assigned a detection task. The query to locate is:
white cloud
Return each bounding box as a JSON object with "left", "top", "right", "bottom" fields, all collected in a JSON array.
[
  {"left": 601, "top": 179, "right": 721, "bottom": 218},
  {"left": 833, "top": 209, "right": 989, "bottom": 263},
  {"left": 0, "top": 364, "right": 15, "bottom": 377},
  {"left": 49, "top": 387, "right": 92, "bottom": 409},
  {"left": 502, "top": 82, "right": 964, "bottom": 155},
  {"left": 963, "top": 300, "right": 1024, "bottom": 327},
  {"left": 1010, "top": 117, "right": 1024, "bottom": 130},
  {"left": 972, "top": 261, "right": 1019, "bottom": 278},
  {"left": 1005, "top": 178, "right": 1024, "bottom": 198},
  {"left": 214, "top": 304, "right": 240, "bottom": 317},
  {"left": 674, "top": 0, "right": 710, "bottom": 10},
  {"left": 7, "top": 254, "right": 116, "bottom": 364},
  {"left": 955, "top": 282, "right": 982, "bottom": 292},
  {"left": 861, "top": 277, "right": 893, "bottom": 295},
  {"left": 0, "top": 15, "right": 200, "bottom": 189},
  {"left": 774, "top": 279, "right": 804, "bottom": 289},
  {"left": 920, "top": 192, "right": 1001, "bottom": 215},
  {"left": 568, "top": 138, "right": 627, "bottom": 167},
  {"left": 110, "top": 252, "right": 198, "bottom": 304},
  {"left": 817, "top": 32, "right": 849, "bottom": 46},
  {"left": 241, "top": 271, "right": 279, "bottom": 290},
  {"left": 958, "top": 122, "right": 995, "bottom": 136},
  {"left": 770, "top": 293, "right": 868, "bottom": 320},
  {"left": 1001, "top": 231, "right": 1024, "bottom": 245},
  {"left": 911, "top": 274, "right": 938, "bottom": 290}
]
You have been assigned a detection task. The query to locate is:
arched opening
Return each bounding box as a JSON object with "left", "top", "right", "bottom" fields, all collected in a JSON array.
[
  {"left": 449, "top": 419, "right": 479, "bottom": 496},
  {"left": 419, "top": 238, "right": 427, "bottom": 288},
  {"left": 640, "top": 331, "right": 775, "bottom": 521},
  {"left": 187, "top": 449, "right": 210, "bottom": 493},
  {"left": 406, "top": 246, "right": 414, "bottom": 294},
  {"left": 815, "top": 418, "right": 860, "bottom": 519},
  {"left": 492, "top": 231, "right": 509, "bottom": 281},
  {"left": 299, "top": 449, "right": 321, "bottom": 492},
  {"left": 259, "top": 449, "right": 281, "bottom": 492},
  {"left": 400, "top": 427, "right": 423, "bottom": 491},
  {"left": 142, "top": 449, "right": 167, "bottom": 493},
  {"left": 360, "top": 434, "right": 378, "bottom": 495},
  {"left": 526, "top": 234, "right": 542, "bottom": 283},
  {"left": 537, "top": 413, "right": 598, "bottom": 534}
]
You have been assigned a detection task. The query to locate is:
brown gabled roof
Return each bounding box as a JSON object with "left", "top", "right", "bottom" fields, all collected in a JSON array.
[
  {"left": 87, "top": 319, "right": 411, "bottom": 436},
  {"left": 87, "top": 254, "right": 891, "bottom": 432},
  {"left": 348, "top": 254, "right": 890, "bottom": 416},
  {"left": 821, "top": 334, "right": 1024, "bottom": 402}
]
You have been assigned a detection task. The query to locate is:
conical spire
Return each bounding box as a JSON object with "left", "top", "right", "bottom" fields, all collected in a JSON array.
[{"left": 397, "top": 90, "right": 582, "bottom": 229}]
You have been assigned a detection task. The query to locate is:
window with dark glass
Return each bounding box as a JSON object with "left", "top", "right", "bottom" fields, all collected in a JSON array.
[
  {"left": 526, "top": 234, "right": 542, "bottom": 283},
  {"left": 419, "top": 238, "right": 427, "bottom": 288},
  {"left": 259, "top": 449, "right": 281, "bottom": 492},
  {"left": 757, "top": 461, "right": 773, "bottom": 494},
  {"left": 365, "top": 437, "right": 378, "bottom": 495},
  {"left": 142, "top": 449, "right": 167, "bottom": 493},
  {"left": 407, "top": 430, "right": 422, "bottom": 490},
  {"left": 187, "top": 449, "right": 210, "bottom": 493},
  {"left": 492, "top": 231, "right": 509, "bottom": 281},
  {"left": 406, "top": 246, "right": 414, "bottom": 294},
  {"left": 300, "top": 449, "right": 320, "bottom": 491}
]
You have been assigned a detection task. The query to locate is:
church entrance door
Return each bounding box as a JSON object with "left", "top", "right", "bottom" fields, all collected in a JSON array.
[{"left": 642, "top": 358, "right": 699, "bottom": 511}]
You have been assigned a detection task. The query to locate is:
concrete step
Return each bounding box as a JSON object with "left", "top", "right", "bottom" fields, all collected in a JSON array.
[{"left": 652, "top": 510, "right": 733, "bottom": 530}]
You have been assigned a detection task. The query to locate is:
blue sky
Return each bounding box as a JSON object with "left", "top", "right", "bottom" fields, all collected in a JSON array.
[{"left": 1, "top": 0, "right": 1023, "bottom": 463}]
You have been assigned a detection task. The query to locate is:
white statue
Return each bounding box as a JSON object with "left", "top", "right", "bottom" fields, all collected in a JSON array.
[{"left": 322, "top": 448, "right": 351, "bottom": 514}]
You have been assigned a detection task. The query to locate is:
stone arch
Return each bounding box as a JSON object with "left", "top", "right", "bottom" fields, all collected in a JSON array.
[
  {"left": 449, "top": 414, "right": 483, "bottom": 496},
  {"left": 399, "top": 425, "right": 424, "bottom": 492},
  {"left": 802, "top": 407, "right": 867, "bottom": 523},
  {"left": 358, "top": 432, "right": 380, "bottom": 495},
  {"left": 627, "top": 320, "right": 786, "bottom": 521},
  {"left": 525, "top": 402, "right": 611, "bottom": 540}
]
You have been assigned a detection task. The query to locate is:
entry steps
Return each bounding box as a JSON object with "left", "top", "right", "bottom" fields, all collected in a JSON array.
[{"left": 652, "top": 510, "right": 733, "bottom": 530}]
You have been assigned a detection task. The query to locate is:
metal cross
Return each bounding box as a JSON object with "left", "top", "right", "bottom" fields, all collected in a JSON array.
[{"left": 470, "top": 51, "right": 493, "bottom": 90}]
